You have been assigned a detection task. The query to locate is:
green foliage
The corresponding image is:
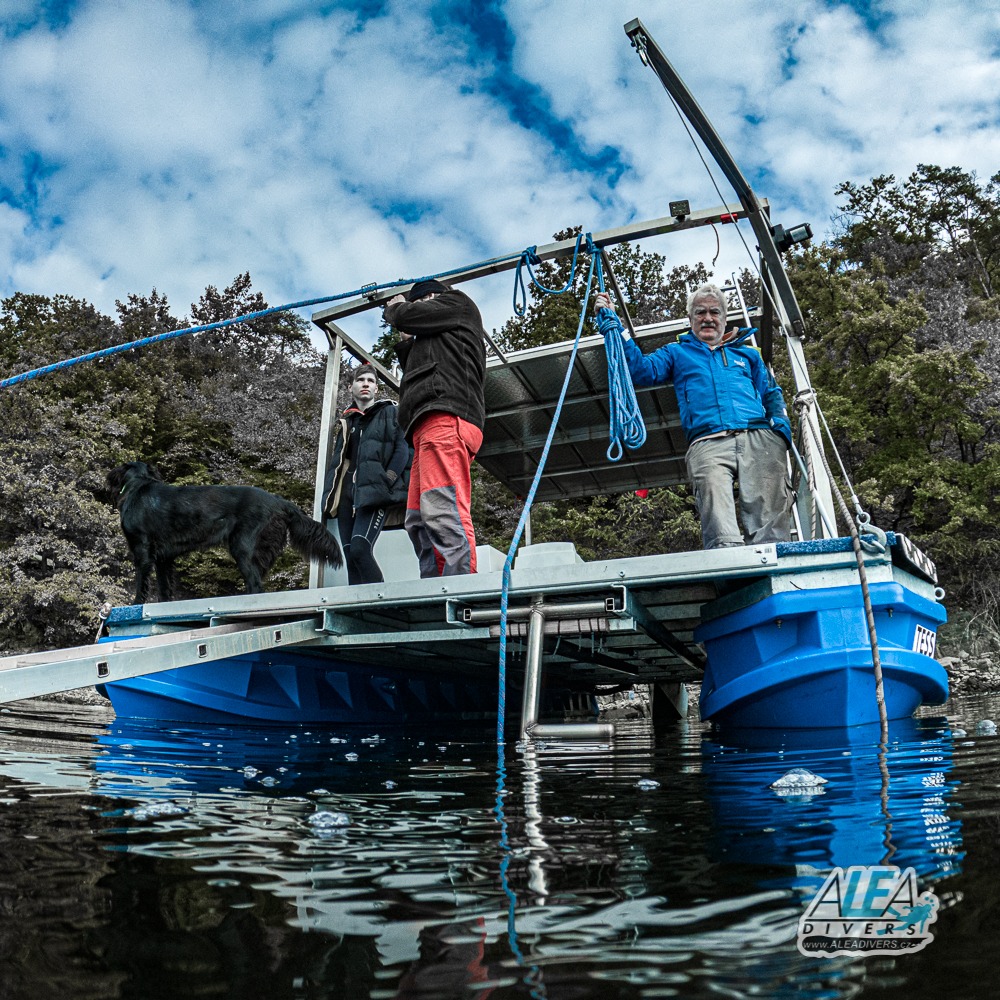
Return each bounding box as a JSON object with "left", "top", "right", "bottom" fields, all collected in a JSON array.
[
  {"left": 529, "top": 489, "right": 701, "bottom": 561},
  {"left": 788, "top": 168, "right": 1000, "bottom": 611},
  {"left": 834, "top": 164, "right": 1000, "bottom": 298},
  {"left": 0, "top": 275, "right": 328, "bottom": 651}
]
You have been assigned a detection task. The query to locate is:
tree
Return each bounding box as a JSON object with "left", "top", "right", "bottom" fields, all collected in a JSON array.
[
  {"left": 787, "top": 202, "right": 1000, "bottom": 613},
  {"left": 834, "top": 165, "right": 1000, "bottom": 299}
]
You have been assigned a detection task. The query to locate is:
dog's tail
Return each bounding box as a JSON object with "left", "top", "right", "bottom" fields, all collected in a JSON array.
[{"left": 284, "top": 505, "right": 344, "bottom": 569}]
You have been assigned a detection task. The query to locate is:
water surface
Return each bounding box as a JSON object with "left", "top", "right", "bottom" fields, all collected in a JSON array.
[{"left": 1, "top": 692, "right": 999, "bottom": 999}]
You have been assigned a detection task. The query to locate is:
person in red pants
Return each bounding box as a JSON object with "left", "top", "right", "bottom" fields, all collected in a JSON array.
[{"left": 383, "top": 280, "right": 486, "bottom": 577}]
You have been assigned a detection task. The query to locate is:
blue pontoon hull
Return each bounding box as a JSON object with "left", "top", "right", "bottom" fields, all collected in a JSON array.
[
  {"left": 102, "top": 649, "right": 497, "bottom": 726},
  {"left": 696, "top": 581, "right": 948, "bottom": 729}
]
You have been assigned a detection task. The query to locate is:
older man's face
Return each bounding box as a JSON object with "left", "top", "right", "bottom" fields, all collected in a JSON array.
[{"left": 690, "top": 295, "right": 726, "bottom": 345}]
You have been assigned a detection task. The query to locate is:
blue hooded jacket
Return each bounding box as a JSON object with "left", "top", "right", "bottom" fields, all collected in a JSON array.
[{"left": 621, "top": 330, "right": 792, "bottom": 447}]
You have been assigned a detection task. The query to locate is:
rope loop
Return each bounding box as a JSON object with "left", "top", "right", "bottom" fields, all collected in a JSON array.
[
  {"left": 512, "top": 235, "right": 583, "bottom": 316},
  {"left": 591, "top": 247, "right": 646, "bottom": 462},
  {"left": 596, "top": 305, "right": 646, "bottom": 460}
]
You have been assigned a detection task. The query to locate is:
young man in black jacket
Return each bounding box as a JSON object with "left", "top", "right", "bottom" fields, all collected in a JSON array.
[
  {"left": 383, "top": 280, "right": 486, "bottom": 577},
  {"left": 323, "top": 364, "right": 410, "bottom": 584}
]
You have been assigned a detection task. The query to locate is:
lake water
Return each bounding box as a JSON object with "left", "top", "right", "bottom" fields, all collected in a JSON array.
[{"left": 1, "top": 691, "right": 999, "bottom": 999}]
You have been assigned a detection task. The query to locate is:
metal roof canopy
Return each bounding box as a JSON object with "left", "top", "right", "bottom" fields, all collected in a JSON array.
[
  {"left": 478, "top": 312, "right": 763, "bottom": 501},
  {"left": 310, "top": 202, "right": 761, "bottom": 503}
]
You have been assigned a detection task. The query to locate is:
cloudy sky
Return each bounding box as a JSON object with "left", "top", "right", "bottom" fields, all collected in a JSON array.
[{"left": 2, "top": 0, "right": 999, "bottom": 351}]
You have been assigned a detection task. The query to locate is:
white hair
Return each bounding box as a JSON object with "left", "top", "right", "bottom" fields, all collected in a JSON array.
[{"left": 686, "top": 283, "right": 727, "bottom": 316}]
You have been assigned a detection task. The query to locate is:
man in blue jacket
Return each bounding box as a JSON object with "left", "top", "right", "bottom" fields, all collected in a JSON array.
[{"left": 595, "top": 283, "right": 792, "bottom": 549}]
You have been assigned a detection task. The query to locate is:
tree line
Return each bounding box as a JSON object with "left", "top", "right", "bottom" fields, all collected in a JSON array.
[{"left": 1, "top": 164, "right": 997, "bottom": 654}]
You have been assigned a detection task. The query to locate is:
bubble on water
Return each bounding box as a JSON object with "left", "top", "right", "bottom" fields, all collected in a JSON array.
[
  {"left": 308, "top": 810, "right": 350, "bottom": 831},
  {"left": 384, "top": 780, "right": 397, "bottom": 789},
  {"left": 345, "top": 752, "right": 359, "bottom": 761},
  {"left": 975, "top": 719, "right": 997, "bottom": 735},
  {"left": 125, "top": 801, "right": 189, "bottom": 821},
  {"left": 951, "top": 728, "right": 967, "bottom": 737},
  {"left": 260, "top": 776, "right": 278, "bottom": 786},
  {"left": 330, "top": 737, "right": 347, "bottom": 743},
  {"left": 635, "top": 778, "right": 660, "bottom": 791},
  {"left": 242, "top": 766, "right": 261, "bottom": 778},
  {"left": 770, "top": 767, "right": 828, "bottom": 797}
]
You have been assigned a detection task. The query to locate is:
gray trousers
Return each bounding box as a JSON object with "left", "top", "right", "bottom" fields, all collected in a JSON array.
[{"left": 685, "top": 429, "right": 792, "bottom": 549}]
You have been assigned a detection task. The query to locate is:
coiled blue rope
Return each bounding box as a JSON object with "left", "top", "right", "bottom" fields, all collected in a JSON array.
[
  {"left": 496, "top": 247, "right": 598, "bottom": 745},
  {"left": 0, "top": 253, "right": 527, "bottom": 391},
  {"left": 591, "top": 249, "right": 647, "bottom": 461},
  {"left": 512, "top": 233, "right": 584, "bottom": 316}
]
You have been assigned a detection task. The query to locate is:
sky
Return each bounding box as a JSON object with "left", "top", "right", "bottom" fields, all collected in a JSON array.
[{"left": 1, "top": 0, "right": 999, "bottom": 352}]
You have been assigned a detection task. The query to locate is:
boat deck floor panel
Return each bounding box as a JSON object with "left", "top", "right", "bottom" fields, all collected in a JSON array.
[
  {"left": 108, "top": 544, "right": 789, "bottom": 626},
  {"left": 0, "top": 536, "right": 931, "bottom": 705},
  {"left": 93, "top": 539, "right": 905, "bottom": 690}
]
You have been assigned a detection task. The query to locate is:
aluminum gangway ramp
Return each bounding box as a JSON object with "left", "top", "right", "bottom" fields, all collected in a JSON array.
[{"left": 0, "top": 617, "right": 326, "bottom": 704}]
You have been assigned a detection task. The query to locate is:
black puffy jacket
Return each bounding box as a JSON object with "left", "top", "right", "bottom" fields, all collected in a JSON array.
[
  {"left": 323, "top": 399, "right": 410, "bottom": 515},
  {"left": 384, "top": 288, "right": 487, "bottom": 440}
]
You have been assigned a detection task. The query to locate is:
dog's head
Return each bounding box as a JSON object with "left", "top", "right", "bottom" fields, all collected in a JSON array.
[{"left": 107, "top": 461, "right": 163, "bottom": 501}]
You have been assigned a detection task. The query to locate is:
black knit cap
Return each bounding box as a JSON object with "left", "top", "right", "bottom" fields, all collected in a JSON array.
[{"left": 406, "top": 279, "right": 449, "bottom": 301}]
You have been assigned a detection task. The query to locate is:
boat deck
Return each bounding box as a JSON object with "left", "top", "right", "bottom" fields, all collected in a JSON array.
[{"left": 0, "top": 533, "right": 938, "bottom": 706}]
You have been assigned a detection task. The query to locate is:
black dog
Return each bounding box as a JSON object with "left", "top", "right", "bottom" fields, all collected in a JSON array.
[{"left": 107, "top": 461, "right": 343, "bottom": 603}]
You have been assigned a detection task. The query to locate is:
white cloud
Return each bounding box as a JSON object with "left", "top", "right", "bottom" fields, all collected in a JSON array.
[{"left": 0, "top": 0, "right": 998, "bottom": 351}]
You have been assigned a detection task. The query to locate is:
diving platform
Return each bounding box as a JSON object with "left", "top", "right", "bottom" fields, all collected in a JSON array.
[
  {"left": 0, "top": 533, "right": 943, "bottom": 733},
  {"left": 0, "top": 20, "right": 949, "bottom": 736}
]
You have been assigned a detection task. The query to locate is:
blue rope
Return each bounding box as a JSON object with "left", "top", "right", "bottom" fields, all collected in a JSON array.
[
  {"left": 591, "top": 250, "right": 647, "bottom": 461},
  {"left": 0, "top": 253, "right": 526, "bottom": 391},
  {"left": 496, "top": 247, "right": 597, "bottom": 746},
  {"left": 512, "top": 233, "right": 584, "bottom": 316}
]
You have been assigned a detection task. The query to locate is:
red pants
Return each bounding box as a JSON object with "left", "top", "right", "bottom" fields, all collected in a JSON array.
[{"left": 405, "top": 413, "right": 483, "bottom": 577}]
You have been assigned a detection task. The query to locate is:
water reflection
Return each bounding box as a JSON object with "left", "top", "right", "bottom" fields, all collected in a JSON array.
[
  {"left": 701, "top": 717, "right": 964, "bottom": 888},
  {"left": 0, "top": 704, "right": 979, "bottom": 999}
]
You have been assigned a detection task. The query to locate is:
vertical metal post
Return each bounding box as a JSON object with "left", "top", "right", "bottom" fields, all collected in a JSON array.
[
  {"left": 520, "top": 605, "right": 546, "bottom": 738},
  {"left": 311, "top": 333, "right": 343, "bottom": 589}
]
